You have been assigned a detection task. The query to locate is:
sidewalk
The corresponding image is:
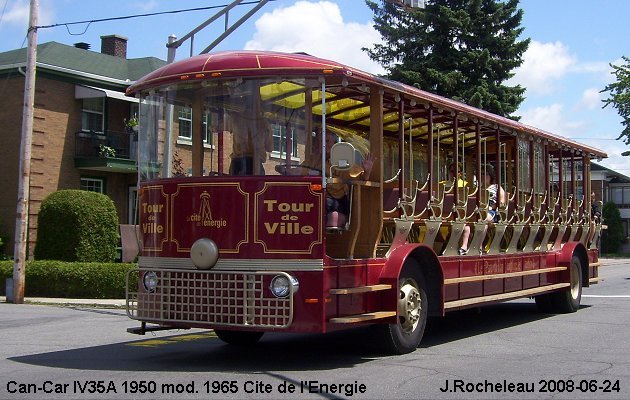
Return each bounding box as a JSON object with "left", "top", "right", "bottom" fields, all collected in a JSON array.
[{"left": 0, "top": 296, "right": 125, "bottom": 308}]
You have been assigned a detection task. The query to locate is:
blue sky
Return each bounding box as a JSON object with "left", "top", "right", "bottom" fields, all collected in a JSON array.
[{"left": 1, "top": 0, "right": 628, "bottom": 172}]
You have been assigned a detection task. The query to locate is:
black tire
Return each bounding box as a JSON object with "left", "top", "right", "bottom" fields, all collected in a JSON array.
[
  {"left": 548, "top": 255, "right": 583, "bottom": 313},
  {"left": 214, "top": 329, "right": 264, "bottom": 346},
  {"left": 535, "top": 255, "right": 582, "bottom": 314},
  {"left": 374, "top": 261, "right": 428, "bottom": 354}
]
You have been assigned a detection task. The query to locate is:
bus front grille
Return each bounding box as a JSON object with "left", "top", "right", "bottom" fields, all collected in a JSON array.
[{"left": 126, "top": 269, "right": 293, "bottom": 329}]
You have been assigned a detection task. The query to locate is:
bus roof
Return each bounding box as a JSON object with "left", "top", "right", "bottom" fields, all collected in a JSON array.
[{"left": 127, "top": 50, "right": 607, "bottom": 159}]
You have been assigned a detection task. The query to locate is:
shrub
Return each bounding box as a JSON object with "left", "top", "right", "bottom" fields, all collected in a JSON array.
[
  {"left": 0, "top": 260, "right": 135, "bottom": 298},
  {"left": 34, "top": 190, "right": 119, "bottom": 262},
  {"left": 601, "top": 202, "right": 624, "bottom": 253}
]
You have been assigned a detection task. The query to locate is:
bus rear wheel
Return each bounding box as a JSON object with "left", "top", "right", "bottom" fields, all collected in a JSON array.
[
  {"left": 535, "top": 255, "right": 582, "bottom": 313},
  {"left": 375, "top": 263, "right": 428, "bottom": 354},
  {"left": 214, "top": 329, "right": 264, "bottom": 345}
]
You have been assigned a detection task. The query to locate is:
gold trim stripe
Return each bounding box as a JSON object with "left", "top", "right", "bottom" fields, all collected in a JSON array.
[
  {"left": 444, "top": 266, "right": 566, "bottom": 285},
  {"left": 444, "top": 283, "right": 570, "bottom": 309},
  {"left": 329, "top": 284, "right": 392, "bottom": 295},
  {"left": 329, "top": 311, "right": 396, "bottom": 324}
]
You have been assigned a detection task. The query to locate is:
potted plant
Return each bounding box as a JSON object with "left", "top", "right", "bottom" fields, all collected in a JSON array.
[
  {"left": 99, "top": 144, "right": 117, "bottom": 158},
  {"left": 124, "top": 115, "right": 139, "bottom": 133}
]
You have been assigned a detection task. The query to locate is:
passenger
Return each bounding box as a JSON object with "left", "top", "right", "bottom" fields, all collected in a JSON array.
[
  {"left": 587, "top": 191, "right": 601, "bottom": 245},
  {"left": 325, "top": 132, "right": 374, "bottom": 229},
  {"left": 226, "top": 108, "right": 272, "bottom": 175},
  {"left": 451, "top": 163, "right": 468, "bottom": 189},
  {"left": 276, "top": 128, "right": 323, "bottom": 176},
  {"left": 449, "top": 163, "right": 471, "bottom": 255},
  {"left": 482, "top": 164, "right": 506, "bottom": 224}
]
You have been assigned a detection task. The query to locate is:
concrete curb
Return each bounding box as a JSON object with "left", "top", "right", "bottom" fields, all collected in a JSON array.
[{"left": 1, "top": 296, "right": 125, "bottom": 308}]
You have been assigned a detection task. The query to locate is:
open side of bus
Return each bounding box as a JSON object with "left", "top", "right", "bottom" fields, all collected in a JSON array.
[{"left": 124, "top": 51, "right": 605, "bottom": 354}]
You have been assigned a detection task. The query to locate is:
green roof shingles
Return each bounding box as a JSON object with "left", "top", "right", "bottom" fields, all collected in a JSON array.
[{"left": 0, "top": 41, "right": 166, "bottom": 83}]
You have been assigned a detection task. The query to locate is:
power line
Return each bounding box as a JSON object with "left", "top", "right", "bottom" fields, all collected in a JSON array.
[{"left": 34, "top": 1, "right": 276, "bottom": 32}]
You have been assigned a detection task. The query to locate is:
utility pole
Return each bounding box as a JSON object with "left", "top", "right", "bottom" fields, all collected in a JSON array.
[{"left": 12, "top": 0, "right": 39, "bottom": 304}]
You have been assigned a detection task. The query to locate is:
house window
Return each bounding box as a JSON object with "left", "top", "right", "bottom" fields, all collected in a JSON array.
[
  {"left": 611, "top": 187, "right": 630, "bottom": 206},
  {"left": 272, "top": 123, "right": 297, "bottom": 157},
  {"left": 178, "top": 106, "right": 212, "bottom": 144},
  {"left": 80, "top": 177, "right": 104, "bottom": 193},
  {"left": 82, "top": 97, "right": 104, "bottom": 133},
  {"left": 178, "top": 107, "right": 192, "bottom": 139}
]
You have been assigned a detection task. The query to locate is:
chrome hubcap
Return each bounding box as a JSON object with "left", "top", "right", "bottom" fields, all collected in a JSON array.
[{"left": 398, "top": 280, "right": 421, "bottom": 333}]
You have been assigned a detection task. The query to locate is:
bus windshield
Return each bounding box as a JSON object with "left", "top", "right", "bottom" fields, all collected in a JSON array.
[{"left": 137, "top": 77, "right": 338, "bottom": 181}]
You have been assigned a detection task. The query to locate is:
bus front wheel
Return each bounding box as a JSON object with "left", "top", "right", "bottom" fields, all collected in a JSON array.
[
  {"left": 375, "top": 264, "right": 428, "bottom": 354},
  {"left": 214, "top": 329, "right": 264, "bottom": 345}
]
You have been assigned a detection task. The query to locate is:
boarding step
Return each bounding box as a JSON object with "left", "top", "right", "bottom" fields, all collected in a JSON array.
[
  {"left": 329, "top": 284, "right": 392, "bottom": 295},
  {"left": 329, "top": 311, "right": 396, "bottom": 324}
]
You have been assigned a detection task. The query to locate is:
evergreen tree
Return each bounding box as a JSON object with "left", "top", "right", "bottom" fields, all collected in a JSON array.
[
  {"left": 601, "top": 202, "right": 624, "bottom": 254},
  {"left": 365, "top": 0, "right": 530, "bottom": 117},
  {"left": 601, "top": 56, "right": 630, "bottom": 156}
]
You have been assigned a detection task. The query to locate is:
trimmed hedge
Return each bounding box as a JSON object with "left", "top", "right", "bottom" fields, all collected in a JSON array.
[
  {"left": 0, "top": 260, "right": 135, "bottom": 299},
  {"left": 34, "top": 190, "right": 119, "bottom": 262}
]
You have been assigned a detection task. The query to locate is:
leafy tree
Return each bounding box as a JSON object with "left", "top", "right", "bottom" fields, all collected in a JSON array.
[
  {"left": 601, "top": 56, "right": 630, "bottom": 156},
  {"left": 365, "top": 0, "right": 530, "bottom": 117},
  {"left": 601, "top": 201, "right": 624, "bottom": 254}
]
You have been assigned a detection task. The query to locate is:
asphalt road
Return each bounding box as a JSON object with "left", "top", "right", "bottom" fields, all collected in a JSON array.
[{"left": 0, "top": 258, "right": 629, "bottom": 400}]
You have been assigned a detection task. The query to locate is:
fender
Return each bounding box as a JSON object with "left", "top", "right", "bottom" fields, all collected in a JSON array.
[
  {"left": 380, "top": 243, "right": 445, "bottom": 316},
  {"left": 558, "top": 241, "right": 589, "bottom": 287}
]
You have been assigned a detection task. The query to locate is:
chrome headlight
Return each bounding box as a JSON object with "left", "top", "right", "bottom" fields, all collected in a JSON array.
[
  {"left": 269, "top": 274, "right": 299, "bottom": 298},
  {"left": 143, "top": 271, "right": 158, "bottom": 293}
]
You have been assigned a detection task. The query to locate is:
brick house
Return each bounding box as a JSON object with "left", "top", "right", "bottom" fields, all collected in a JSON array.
[
  {"left": 591, "top": 163, "right": 630, "bottom": 243},
  {"left": 0, "top": 35, "right": 166, "bottom": 257}
]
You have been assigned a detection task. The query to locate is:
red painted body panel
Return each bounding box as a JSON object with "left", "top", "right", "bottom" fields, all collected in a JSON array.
[{"left": 139, "top": 176, "right": 324, "bottom": 259}]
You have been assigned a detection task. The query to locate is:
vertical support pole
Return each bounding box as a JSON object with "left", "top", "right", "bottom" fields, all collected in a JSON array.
[
  {"left": 453, "top": 115, "right": 459, "bottom": 205},
  {"left": 544, "top": 142, "right": 550, "bottom": 209},
  {"left": 162, "top": 34, "right": 177, "bottom": 178},
  {"left": 529, "top": 139, "right": 535, "bottom": 196},
  {"left": 321, "top": 79, "right": 327, "bottom": 188},
  {"left": 398, "top": 99, "right": 404, "bottom": 214},
  {"left": 191, "top": 96, "right": 204, "bottom": 176},
  {"left": 583, "top": 155, "right": 590, "bottom": 216},
  {"left": 558, "top": 148, "right": 564, "bottom": 202},
  {"left": 514, "top": 137, "right": 519, "bottom": 209},
  {"left": 475, "top": 123, "right": 481, "bottom": 205},
  {"left": 495, "top": 127, "right": 501, "bottom": 209},
  {"left": 571, "top": 153, "right": 576, "bottom": 218},
  {"left": 13, "top": 0, "right": 38, "bottom": 304},
  {"left": 427, "top": 107, "right": 434, "bottom": 197}
]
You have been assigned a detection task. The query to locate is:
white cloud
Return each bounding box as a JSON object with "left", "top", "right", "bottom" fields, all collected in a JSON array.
[
  {"left": 0, "top": 0, "right": 54, "bottom": 29},
  {"left": 517, "top": 103, "right": 584, "bottom": 137},
  {"left": 131, "top": 0, "right": 159, "bottom": 13},
  {"left": 578, "top": 88, "right": 601, "bottom": 110},
  {"left": 509, "top": 41, "right": 576, "bottom": 95},
  {"left": 244, "top": 1, "right": 384, "bottom": 75},
  {"left": 583, "top": 140, "right": 629, "bottom": 174},
  {"left": 2, "top": 0, "right": 30, "bottom": 25}
]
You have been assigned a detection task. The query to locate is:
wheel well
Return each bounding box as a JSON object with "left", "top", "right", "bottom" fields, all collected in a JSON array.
[
  {"left": 407, "top": 246, "right": 443, "bottom": 317},
  {"left": 572, "top": 245, "right": 589, "bottom": 288}
]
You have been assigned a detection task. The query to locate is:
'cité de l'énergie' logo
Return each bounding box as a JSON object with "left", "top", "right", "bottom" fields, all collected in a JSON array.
[{"left": 187, "top": 191, "right": 227, "bottom": 228}]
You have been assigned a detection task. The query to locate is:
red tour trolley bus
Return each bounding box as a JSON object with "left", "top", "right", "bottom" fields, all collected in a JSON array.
[{"left": 125, "top": 50, "right": 606, "bottom": 354}]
